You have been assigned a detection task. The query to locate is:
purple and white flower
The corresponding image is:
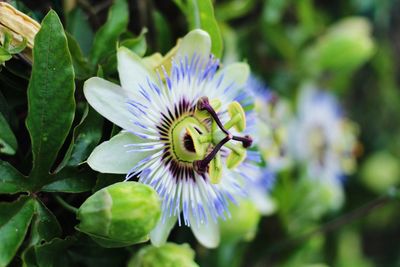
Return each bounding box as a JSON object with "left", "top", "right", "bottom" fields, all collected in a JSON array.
[{"left": 83, "top": 30, "right": 270, "bottom": 248}]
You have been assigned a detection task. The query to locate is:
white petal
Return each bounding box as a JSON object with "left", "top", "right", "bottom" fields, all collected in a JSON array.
[
  {"left": 190, "top": 215, "right": 220, "bottom": 248},
  {"left": 249, "top": 188, "right": 277, "bottom": 215},
  {"left": 117, "top": 47, "right": 157, "bottom": 95},
  {"left": 150, "top": 215, "right": 177, "bottom": 247},
  {"left": 84, "top": 77, "right": 133, "bottom": 130},
  {"left": 176, "top": 29, "right": 211, "bottom": 60},
  {"left": 87, "top": 131, "right": 152, "bottom": 174},
  {"left": 215, "top": 62, "right": 250, "bottom": 89}
]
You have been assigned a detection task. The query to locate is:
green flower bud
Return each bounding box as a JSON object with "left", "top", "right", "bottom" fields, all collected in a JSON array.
[
  {"left": 76, "top": 182, "right": 161, "bottom": 248},
  {"left": 128, "top": 243, "right": 199, "bottom": 267},
  {"left": 361, "top": 151, "right": 400, "bottom": 194},
  {"left": 220, "top": 200, "right": 261, "bottom": 243}
]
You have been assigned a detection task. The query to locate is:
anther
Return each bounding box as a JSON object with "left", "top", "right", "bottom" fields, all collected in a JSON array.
[
  {"left": 232, "top": 135, "right": 253, "bottom": 148},
  {"left": 194, "top": 134, "right": 232, "bottom": 174}
]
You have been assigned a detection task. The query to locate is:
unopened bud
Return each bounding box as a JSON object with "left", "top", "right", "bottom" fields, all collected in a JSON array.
[
  {"left": 128, "top": 243, "right": 199, "bottom": 267},
  {"left": 77, "top": 182, "right": 161, "bottom": 248}
]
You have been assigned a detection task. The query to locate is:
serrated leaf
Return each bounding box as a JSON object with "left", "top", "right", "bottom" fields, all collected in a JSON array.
[
  {"left": 42, "top": 167, "right": 96, "bottom": 193},
  {"left": 25, "top": 10, "right": 75, "bottom": 188},
  {"left": 90, "top": 0, "right": 129, "bottom": 66},
  {"left": 0, "top": 197, "right": 35, "bottom": 267},
  {"left": 175, "top": 0, "right": 223, "bottom": 58},
  {"left": 0, "top": 112, "right": 17, "bottom": 155},
  {"left": 0, "top": 160, "right": 30, "bottom": 194}
]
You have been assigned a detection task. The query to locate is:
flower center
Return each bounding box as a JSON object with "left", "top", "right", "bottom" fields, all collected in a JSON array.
[
  {"left": 164, "top": 97, "right": 253, "bottom": 184},
  {"left": 170, "top": 116, "right": 208, "bottom": 163}
]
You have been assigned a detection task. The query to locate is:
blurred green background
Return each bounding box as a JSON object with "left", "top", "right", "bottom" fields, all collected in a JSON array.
[{"left": 1, "top": 0, "right": 400, "bottom": 266}]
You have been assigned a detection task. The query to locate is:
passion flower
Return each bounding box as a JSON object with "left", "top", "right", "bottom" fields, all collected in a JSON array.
[{"left": 84, "top": 29, "right": 267, "bottom": 248}]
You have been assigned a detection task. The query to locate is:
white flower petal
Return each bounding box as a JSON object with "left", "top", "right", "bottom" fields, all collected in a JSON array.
[
  {"left": 87, "top": 131, "right": 151, "bottom": 174},
  {"left": 84, "top": 77, "right": 133, "bottom": 130},
  {"left": 248, "top": 189, "right": 277, "bottom": 215},
  {"left": 190, "top": 215, "right": 220, "bottom": 248},
  {"left": 215, "top": 62, "right": 250, "bottom": 88},
  {"left": 150, "top": 215, "right": 177, "bottom": 247},
  {"left": 117, "top": 47, "right": 157, "bottom": 95},
  {"left": 176, "top": 29, "right": 211, "bottom": 60}
]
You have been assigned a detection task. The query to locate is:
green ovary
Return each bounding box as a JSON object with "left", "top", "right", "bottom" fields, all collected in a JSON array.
[{"left": 171, "top": 116, "right": 209, "bottom": 163}]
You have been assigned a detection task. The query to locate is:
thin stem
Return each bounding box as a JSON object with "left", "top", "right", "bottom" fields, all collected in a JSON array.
[
  {"left": 197, "top": 97, "right": 230, "bottom": 136},
  {"left": 53, "top": 194, "right": 78, "bottom": 214}
]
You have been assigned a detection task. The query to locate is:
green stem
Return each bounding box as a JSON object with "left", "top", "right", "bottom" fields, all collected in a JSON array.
[{"left": 53, "top": 194, "right": 78, "bottom": 214}]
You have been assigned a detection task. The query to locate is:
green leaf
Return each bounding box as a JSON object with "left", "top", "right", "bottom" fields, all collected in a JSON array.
[
  {"left": 21, "top": 199, "right": 62, "bottom": 266},
  {"left": 2, "top": 31, "right": 12, "bottom": 50},
  {"left": 175, "top": 0, "right": 223, "bottom": 58},
  {"left": 120, "top": 28, "right": 147, "bottom": 57},
  {"left": 42, "top": 167, "right": 96, "bottom": 193},
  {"left": 0, "top": 47, "right": 12, "bottom": 63},
  {"left": 0, "top": 160, "right": 30, "bottom": 194},
  {"left": 66, "top": 7, "right": 94, "bottom": 56},
  {"left": 152, "top": 11, "right": 173, "bottom": 54},
  {"left": 0, "top": 90, "right": 10, "bottom": 120},
  {"left": 102, "top": 29, "right": 148, "bottom": 75},
  {"left": 34, "top": 237, "right": 75, "bottom": 267},
  {"left": 215, "top": 0, "right": 257, "bottom": 21},
  {"left": 0, "top": 112, "right": 17, "bottom": 155},
  {"left": 25, "top": 10, "right": 75, "bottom": 187},
  {"left": 67, "top": 235, "right": 129, "bottom": 267},
  {"left": 30, "top": 199, "right": 62, "bottom": 245},
  {"left": 8, "top": 37, "right": 28, "bottom": 54},
  {"left": 56, "top": 104, "right": 103, "bottom": 171},
  {"left": 66, "top": 32, "right": 92, "bottom": 80},
  {"left": 262, "top": 0, "right": 289, "bottom": 24},
  {"left": 90, "top": 0, "right": 129, "bottom": 66},
  {"left": 0, "top": 197, "right": 35, "bottom": 267}
]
